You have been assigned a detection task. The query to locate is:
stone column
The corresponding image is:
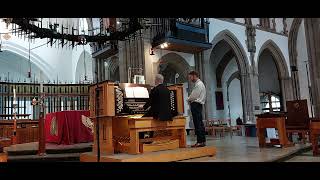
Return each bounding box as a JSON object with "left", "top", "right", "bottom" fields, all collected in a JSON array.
[
  {"left": 280, "top": 77, "right": 295, "bottom": 110},
  {"left": 244, "top": 22, "right": 260, "bottom": 123},
  {"left": 194, "top": 51, "right": 207, "bottom": 120},
  {"left": 304, "top": 18, "right": 320, "bottom": 118},
  {"left": 202, "top": 49, "right": 214, "bottom": 121}
]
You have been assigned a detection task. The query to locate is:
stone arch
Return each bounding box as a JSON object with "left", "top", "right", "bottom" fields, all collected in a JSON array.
[
  {"left": 258, "top": 40, "right": 289, "bottom": 79},
  {"left": 216, "top": 50, "right": 234, "bottom": 88},
  {"left": 288, "top": 18, "right": 303, "bottom": 99},
  {"left": 155, "top": 52, "right": 192, "bottom": 84},
  {"left": 210, "top": 30, "right": 250, "bottom": 75},
  {"left": 75, "top": 50, "right": 93, "bottom": 82},
  {"left": 257, "top": 39, "right": 293, "bottom": 110},
  {"left": 226, "top": 71, "right": 241, "bottom": 89},
  {"left": 209, "top": 29, "right": 253, "bottom": 122},
  {"left": 1, "top": 41, "right": 53, "bottom": 80}
]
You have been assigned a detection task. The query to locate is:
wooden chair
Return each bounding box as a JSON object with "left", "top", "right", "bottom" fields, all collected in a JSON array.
[
  {"left": 225, "top": 119, "right": 243, "bottom": 137},
  {"left": 205, "top": 119, "right": 225, "bottom": 138},
  {"left": 286, "top": 100, "right": 311, "bottom": 144},
  {"left": 205, "top": 119, "right": 216, "bottom": 136}
]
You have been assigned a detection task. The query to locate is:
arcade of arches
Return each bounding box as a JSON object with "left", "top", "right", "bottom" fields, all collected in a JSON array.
[
  {"left": 1, "top": 18, "right": 319, "bottom": 123},
  {"left": 1, "top": 18, "right": 320, "bottom": 135}
]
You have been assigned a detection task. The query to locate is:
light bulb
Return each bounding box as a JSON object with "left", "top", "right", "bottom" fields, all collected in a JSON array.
[
  {"left": 160, "top": 44, "right": 165, "bottom": 49},
  {"left": 163, "top": 42, "right": 168, "bottom": 48}
]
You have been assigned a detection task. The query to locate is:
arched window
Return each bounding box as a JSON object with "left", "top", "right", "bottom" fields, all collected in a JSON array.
[
  {"left": 79, "top": 18, "right": 89, "bottom": 35},
  {"left": 91, "top": 18, "right": 100, "bottom": 35},
  {"left": 260, "top": 92, "right": 281, "bottom": 112}
]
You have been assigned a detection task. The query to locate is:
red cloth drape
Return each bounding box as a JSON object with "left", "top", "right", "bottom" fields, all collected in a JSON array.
[{"left": 45, "top": 110, "right": 93, "bottom": 145}]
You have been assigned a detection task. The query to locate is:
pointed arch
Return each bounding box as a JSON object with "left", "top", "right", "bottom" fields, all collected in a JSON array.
[
  {"left": 156, "top": 52, "right": 192, "bottom": 84},
  {"left": 1, "top": 41, "right": 53, "bottom": 80},
  {"left": 210, "top": 29, "right": 250, "bottom": 75},
  {"left": 258, "top": 40, "right": 289, "bottom": 79},
  {"left": 208, "top": 29, "right": 253, "bottom": 122},
  {"left": 75, "top": 50, "right": 93, "bottom": 82},
  {"left": 258, "top": 39, "right": 293, "bottom": 110}
]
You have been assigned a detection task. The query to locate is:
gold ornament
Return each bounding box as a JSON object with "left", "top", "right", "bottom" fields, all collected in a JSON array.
[{"left": 50, "top": 117, "right": 58, "bottom": 136}]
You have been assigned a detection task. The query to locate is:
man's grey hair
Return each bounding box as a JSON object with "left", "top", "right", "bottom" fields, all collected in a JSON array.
[{"left": 155, "top": 74, "right": 164, "bottom": 83}]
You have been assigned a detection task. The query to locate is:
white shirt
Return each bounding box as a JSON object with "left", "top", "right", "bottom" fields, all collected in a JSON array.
[{"left": 187, "top": 79, "right": 206, "bottom": 104}]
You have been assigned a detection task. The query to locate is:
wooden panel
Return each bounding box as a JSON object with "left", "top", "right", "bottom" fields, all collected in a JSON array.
[
  {"left": 104, "top": 83, "right": 115, "bottom": 116},
  {"left": 140, "top": 139, "right": 180, "bottom": 153},
  {"left": 128, "top": 117, "right": 186, "bottom": 129},
  {"left": 310, "top": 121, "right": 320, "bottom": 155},
  {"left": 310, "top": 121, "right": 320, "bottom": 130},
  {"left": 0, "top": 120, "right": 38, "bottom": 144},
  {"left": 112, "top": 117, "right": 130, "bottom": 137},
  {"left": 168, "top": 84, "right": 184, "bottom": 115},
  {"left": 286, "top": 100, "right": 309, "bottom": 128},
  {"left": 0, "top": 153, "right": 7, "bottom": 162},
  {"left": 89, "top": 86, "right": 95, "bottom": 117},
  {"left": 80, "top": 146, "right": 216, "bottom": 162},
  {"left": 256, "top": 118, "right": 277, "bottom": 128},
  {"left": 92, "top": 117, "right": 114, "bottom": 155},
  {"left": 89, "top": 81, "right": 115, "bottom": 117}
]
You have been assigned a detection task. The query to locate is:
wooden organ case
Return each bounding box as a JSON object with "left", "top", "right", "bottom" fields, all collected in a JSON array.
[
  {"left": 83, "top": 81, "right": 187, "bottom": 159},
  {"left": 112, "top": 83, "right": 186, "bottom": 154}
]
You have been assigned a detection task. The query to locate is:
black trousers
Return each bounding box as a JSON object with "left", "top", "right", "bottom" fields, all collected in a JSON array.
[{"left": 190, "top": 102, "right": 206, "bottom": 143}]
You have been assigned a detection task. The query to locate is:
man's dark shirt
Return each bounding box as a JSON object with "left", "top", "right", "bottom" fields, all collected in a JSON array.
[{"left": 143, "top": 84, "right": 173, "bottom": 121}]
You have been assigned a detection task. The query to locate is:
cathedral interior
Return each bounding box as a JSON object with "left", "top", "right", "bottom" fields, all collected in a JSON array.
[{"left": 1, "top": 18, "right": 320, "bottom": 162}]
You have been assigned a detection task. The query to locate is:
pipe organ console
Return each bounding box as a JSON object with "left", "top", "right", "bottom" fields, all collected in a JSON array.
[{"left": 86, "top": 81, "right": 186, "bottom": 158}]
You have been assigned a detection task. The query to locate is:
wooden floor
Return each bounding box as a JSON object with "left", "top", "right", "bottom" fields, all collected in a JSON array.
[{"left": 81, "top": 146, "right": 216, "bottom": 162}]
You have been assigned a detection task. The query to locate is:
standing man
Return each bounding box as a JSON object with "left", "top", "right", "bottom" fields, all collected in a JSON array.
[{"left": 187, "top": 71, "right": 206, "bottom": 147}]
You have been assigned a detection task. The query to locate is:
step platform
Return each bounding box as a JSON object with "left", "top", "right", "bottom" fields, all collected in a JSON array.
[
  {"left": 0, "top": 153, "right": 8, "bottom": 162},
  {"left": 80, "top": 146, "right": 216, "bottom": 162}
]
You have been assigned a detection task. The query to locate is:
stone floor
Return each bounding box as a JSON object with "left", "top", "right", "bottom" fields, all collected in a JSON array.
[
  {"left": 183, "top": 135, "right": 312, "bottom": 162},
  {"left": 285, "top": 150, "right": 320, "bottom": 162},
  {"left": 3, "top": 135, "right": 314, "bottom": 162}
]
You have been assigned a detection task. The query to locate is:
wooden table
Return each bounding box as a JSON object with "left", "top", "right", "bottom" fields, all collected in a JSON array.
[
  {"left": 256, "top": 113, "right": 292, "bottom": 148},
  {"left": 310, "top": 120, "right": 320, "bottom": 156}
]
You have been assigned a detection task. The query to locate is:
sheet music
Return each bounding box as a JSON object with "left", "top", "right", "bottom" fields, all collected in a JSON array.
[
  {"left": 124, "top": 87, "right": 135, "bottom": 98},
  {"left": 124, "top": 87, "right": 149, "bottom": 98},
  {"left": 133, "top": 87, "right": 149, "bottom": 98}
]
